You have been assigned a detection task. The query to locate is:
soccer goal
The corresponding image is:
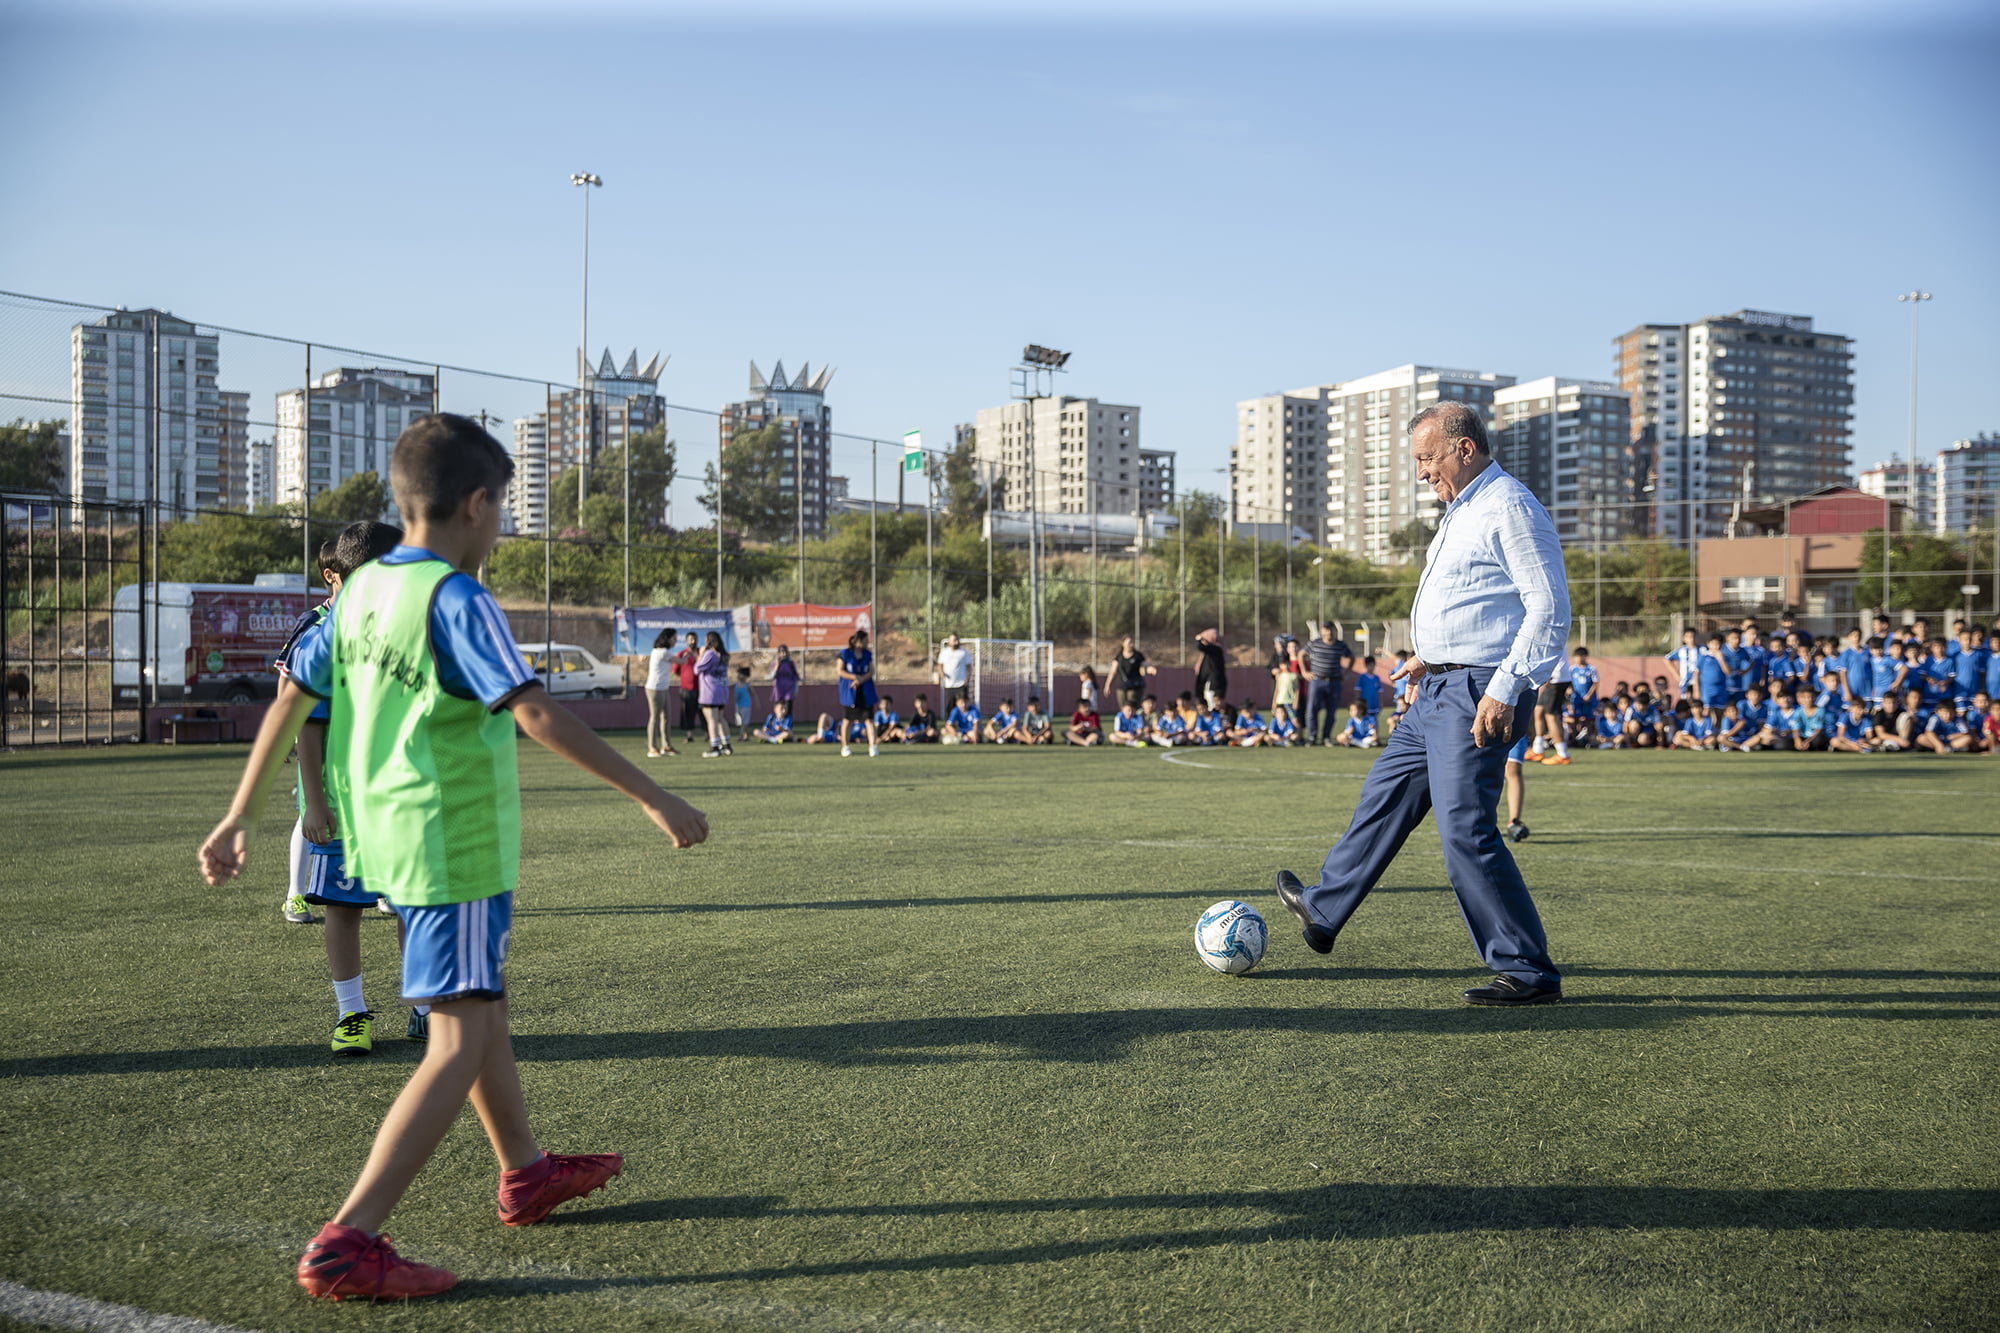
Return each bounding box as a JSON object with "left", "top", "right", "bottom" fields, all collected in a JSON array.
[{"left": 965, "top": 639, "right": 1055, "bottom": 715}]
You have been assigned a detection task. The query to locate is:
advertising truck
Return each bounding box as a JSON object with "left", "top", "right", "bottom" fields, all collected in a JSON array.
[{"left": 112, "top": 574, "right": 314, "bottom": 705}]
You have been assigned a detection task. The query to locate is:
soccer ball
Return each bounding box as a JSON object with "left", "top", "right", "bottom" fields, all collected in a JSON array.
[{"left": 1195, "top": 900, "right": 1268, "bottom": 975}]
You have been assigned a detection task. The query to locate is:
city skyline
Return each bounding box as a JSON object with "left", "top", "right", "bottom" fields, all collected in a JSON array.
[{"left": 3, "top": 6, "right": 1995, "bottom": 524}]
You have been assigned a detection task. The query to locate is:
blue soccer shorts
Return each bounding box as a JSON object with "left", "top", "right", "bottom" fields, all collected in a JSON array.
[
  {"left": 1507, "top": 734, "right": 1531, "bottom": 764},
  {"left": 393, "top": 892, "right": 512, "bottom": 1006},
  {"left": 295, "top": 831, "right": 375, "bottom": 908}
]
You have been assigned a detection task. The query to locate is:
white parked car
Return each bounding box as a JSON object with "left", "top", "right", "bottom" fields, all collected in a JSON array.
[{"left": 516, "top": 642, "right": 626, "bottom": 698}]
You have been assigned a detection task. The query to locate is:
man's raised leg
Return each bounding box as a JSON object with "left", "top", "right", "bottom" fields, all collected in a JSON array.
[{"left": 1291, "top": 681, "right": 1436, "bottom": 942}]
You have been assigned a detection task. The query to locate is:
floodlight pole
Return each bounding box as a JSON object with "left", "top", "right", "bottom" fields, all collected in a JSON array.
[
  {"left": 1892, "top": 290, "right": 1931, "bottom": 614},
  {"left": 1013, "top": 345, "right": 1069, "bottom": 646},
  {"left": 571, "top": 172, "right": 601, "bottom": 528}
]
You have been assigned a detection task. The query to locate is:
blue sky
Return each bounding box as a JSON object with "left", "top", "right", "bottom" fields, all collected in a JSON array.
[{"left": 3, "top": 1, "right": 1995, "bottom": 516}]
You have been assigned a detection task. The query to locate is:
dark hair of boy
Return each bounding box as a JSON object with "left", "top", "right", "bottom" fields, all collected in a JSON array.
[
  {"left": 390, "top": 413, "right": 513, "bottom": 523},
  {"left": 315, "top": 537, "right": 339, "bottom": 576},
  {"left": 329, "top": 521, "right": 405, "bottom": 578},
  {"left": 735, "top": 665, "right": 749, "bottom": 679}
]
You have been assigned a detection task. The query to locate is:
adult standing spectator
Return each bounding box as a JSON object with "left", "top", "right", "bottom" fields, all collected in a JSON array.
[
  {"left": 1111, "top": 635, "right": 1156, "bottom": 710},
  {"left": 1302, "top": 621, "right": 1353, "bottom": 746},
  {"left": 645, "top": 627, "right": 680, "bottom": 758},
  {"left": 1274, "top": 401, "right": 1568, "bottom": 1006},
  {"left": 1193, "top": 629, "right": 1228, "bottom": 710},
  {"left": 770, "top": 643, "right": 800, "bottom": 715},
  {"left": 935, "top": 632, "right": 971, "bottom": 714},
  {"left": 673, "top": 631, "right": 702, "bottom": 746}
]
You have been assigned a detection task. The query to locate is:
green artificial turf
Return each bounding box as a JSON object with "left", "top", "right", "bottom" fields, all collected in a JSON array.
[{"left": 0, "top": 738, "right": 1995, "bottom": 1332}]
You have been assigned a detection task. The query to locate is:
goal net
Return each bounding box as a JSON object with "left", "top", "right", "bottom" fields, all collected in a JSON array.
[{"left": 965, "top": 639, "right": 1055, "bottom": 715}]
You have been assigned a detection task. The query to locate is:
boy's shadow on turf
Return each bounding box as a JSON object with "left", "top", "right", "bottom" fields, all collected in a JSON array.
[
  {"left": 6, "top": 984, "right": 1992, "bottom": 1079},
  {"left": 450, "top": 1182, "right": 2000, "bottom": 1293}
]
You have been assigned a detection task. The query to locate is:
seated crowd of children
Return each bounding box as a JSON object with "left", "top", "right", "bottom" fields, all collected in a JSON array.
[
  {"left": 749, "top": 690, "right": 1345, "bottom": 749},
  {"left": 1564, "top": 616, "right": 1999, "bottom": 756}
]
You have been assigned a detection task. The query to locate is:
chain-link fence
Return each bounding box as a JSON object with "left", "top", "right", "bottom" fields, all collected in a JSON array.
[{"left": 5, "top": 287, "right": 1996, "bottom": 743}]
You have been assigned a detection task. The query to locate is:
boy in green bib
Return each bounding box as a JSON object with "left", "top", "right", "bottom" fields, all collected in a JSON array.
[{"left": 200, "top": 414, "right": 708, "bottom": 1302}]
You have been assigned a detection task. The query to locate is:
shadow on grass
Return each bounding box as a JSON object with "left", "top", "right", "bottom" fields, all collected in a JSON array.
[
  {"left": 6, "top": 995, "right": 1991, "bottom": 1079},
  {"left": 518, "top": 885, "right": 1433, "bottom": 918},
  {"left": 494, "top": 1182, "right": 2000, "bottom": 1288}
]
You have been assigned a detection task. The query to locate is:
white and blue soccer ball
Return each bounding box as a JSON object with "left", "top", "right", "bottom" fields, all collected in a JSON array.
[{"left": 1195, "top": 899, "right": 1268, "bottom": 975}]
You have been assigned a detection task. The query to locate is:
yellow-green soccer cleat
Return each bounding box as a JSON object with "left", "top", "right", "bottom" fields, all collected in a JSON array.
[
  {"left": 331, "top": 1010, "right": 375, "bottom": 1057},
  {"left": 284, "top": 893, "right": 313, "bottom": 924}
]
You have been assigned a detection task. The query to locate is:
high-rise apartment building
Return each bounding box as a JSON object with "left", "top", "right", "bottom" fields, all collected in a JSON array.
[
  {"left": 246, "top": 438, "right": 275, "bottom": 511},
  {"left": 507, "top": 349, "right": 667, "bottom": 536},
  {"left": 1138, "top": 448, "right": 1177, "bottom": 513},
  {"left": 1935, "top": 434, "right": 2000, "bottom": 534},
  {"left": 1491, "top": 378, "right": 1633, "bottom": 546},
  {"left": 68, "top": 308, "right": 224, "bottom": 511},
  {"left": 1857, "top": 455, "right": 1935, "bottom": 533},
  {"left": 1232, "top": 386, "right": 1331, "bottom": 530},
  {"left": 275, "top": 366, "right": 435, "bottom": 509},
  {"left": 508, "top": 415, "right": 550, "bottom": 536},
  {"left": 972, "top": 396, "right": 1142, "bottom": 516},
  {"left": 215, "top": 390, "right": 251, "bottom": 512},
  {"left": 720, "top": 360, "right": 834, "bottom": 539},
  {"left": 1322, "top": 365, "right": 1513, "bottom": 562},
  {"left": 1619, "top": 310, "right": 1853, "bottom": 544}
]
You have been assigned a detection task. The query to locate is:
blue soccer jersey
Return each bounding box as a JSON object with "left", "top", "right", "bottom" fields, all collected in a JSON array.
[
  {"left": 1237, "top": 710, "right": 1267, "bottom": 734},
  {"left": 1343, "top": 715, "right": 1377, "bottom": 743},
  {"left": 948, "top": 703, "right": 980, "bottom": 734},
  {"left": 1195, "top": 713, "right": 1226, "bottom": 743},
  {"left": 1595, "top": 714, "right": 1622, "bottom": 742},
  {"left": 1794, "top": 705, "right": 1827, "bottom": 738},
  {"left": 1696, "top": 654, "right": 1730, "bottom": 707},
  {"left": 838, "top": 647, "right": 878, "bottom": 709},
  {"left": 273, "top": 602, "right": 334, "bottom": 724},
  {"left": 1667, "top": 644, "right": 1702, "bottom": 695},
  {"left": 1927, "top": 712, "right": 1969, "bottom": 738},
  {"left": 1570, "top": 663, "right": 1599, "bottom": 705},
  {"left": 1682, "top": 714, "right": 1715, "bottom": 741},
  {"left": 1157, "top": 713, "right": 1187, "bottom": 739},
  {"left": 762, "top": 713, "right": 792, "bottom": 740},
  {"left": 1953, "top": 647, "right": 1988, "bottom": 703},
  {"left": 1869, "top": 653, "right": 1900, "bottom": 702},
  {"left": 1919, "top": 654, "right": 1952, "bottom": 704},
  {"left": 1768, "top": 705, "right": 1798, "bottom": 736},
  {"left": 1114, "top": 711, "right": 1145, "bottom": 736},
  {"left": 1736, "top": 699, "right": 1768, "bottom": 732},
  {"left": 873, "top": 706, "right": 899, "bottom": 730},
  {"left": 1836, "top": 712, "right": 1870, "bottom": 742},
  {"left": 1269, "top": 717, "right": 1297, "bottom": 742},
  {"left": 1353, "top": 673, "right": 1381, "bottom": 713}
]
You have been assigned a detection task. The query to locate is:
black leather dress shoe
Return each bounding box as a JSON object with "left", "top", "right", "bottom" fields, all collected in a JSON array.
[
  {"left": 1463, "top": 974, "right": 1562, "bottom": 1006},
  {"left": 1274, "top": 870, "right": 1335, "bottom": 954}
]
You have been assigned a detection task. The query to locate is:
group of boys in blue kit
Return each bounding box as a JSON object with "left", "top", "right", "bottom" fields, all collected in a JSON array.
[{"left": 1561, "top": 615, "right": 1999, "bottom": 756}]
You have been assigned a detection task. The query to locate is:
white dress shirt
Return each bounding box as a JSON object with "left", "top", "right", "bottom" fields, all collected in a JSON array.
[{"left": 1410, "top": 461, "right": 1570, "bottom": 704}]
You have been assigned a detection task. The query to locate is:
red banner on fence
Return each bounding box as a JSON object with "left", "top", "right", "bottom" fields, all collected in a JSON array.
[{"left": 752, "top": 603, "right": 872, "bottom": 651}]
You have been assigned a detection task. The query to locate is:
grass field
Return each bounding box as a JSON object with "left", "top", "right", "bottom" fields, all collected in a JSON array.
[{"left": 1, "top": 736, "right": 1995, "bottom": 1333}]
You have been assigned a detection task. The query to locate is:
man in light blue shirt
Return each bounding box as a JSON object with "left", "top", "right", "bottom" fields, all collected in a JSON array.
[{"left": 1275, "top": 401, "right": 1565, "bottom": 1005}]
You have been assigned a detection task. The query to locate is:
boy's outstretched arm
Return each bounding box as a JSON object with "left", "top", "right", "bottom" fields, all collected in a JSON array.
[
  {"left": 508, "top": 684, "right": 709, "bottom": 848},
  {"left": 199, "top": 679, "right": 321, "bottom": 885}
]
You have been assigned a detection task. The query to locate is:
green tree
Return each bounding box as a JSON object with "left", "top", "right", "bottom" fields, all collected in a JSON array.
[
  {"left": 0, "top": 419, "right": 64, "bottom": 494},
  {"left": 1859, "top": 530, "right": 1982, "bottom": 612},
  {"left": 548, "top": 425, "right": 677, "bottom": 539},
  {"left": 941, "top": 432, "right": 989, "bottom": 522},
  {"left": 1386, "top": 518, "right": 1436, "bottom": 560},
  {"left": 159, "top": 511, "right": 301, "bottom": 584},
  {"left": 1170, "top": 490, "right": 1225, "bottom": 542},
  {"left": 700, "top": 422, "right": 793, "bottom": 542},
  {"left": 310, "top": 470, "right": 388, "bottom": 523}
]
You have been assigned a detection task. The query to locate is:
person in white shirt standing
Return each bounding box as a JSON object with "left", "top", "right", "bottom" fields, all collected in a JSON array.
[
  {"left": 1275, "top": 401, "right": 1567, "bottom": 1006},
  {"left": 935, "top": 632, "right": 971, "bottom": 714}
]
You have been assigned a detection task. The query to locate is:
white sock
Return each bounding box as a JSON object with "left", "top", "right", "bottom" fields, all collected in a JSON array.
[
  {"left": 1530, "top": 738, "right": 1545, "bottom": 755},
  {"left": 1555, "top": 741, "right": 1569, "bottom": 758},
  {"left": 333, "top": 974, "right": 364, "bottom": 1016}
]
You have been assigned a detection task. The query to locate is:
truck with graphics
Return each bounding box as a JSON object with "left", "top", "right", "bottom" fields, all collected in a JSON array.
[{"left": 112, "top": 574, "right": 314, "bottom": 705}]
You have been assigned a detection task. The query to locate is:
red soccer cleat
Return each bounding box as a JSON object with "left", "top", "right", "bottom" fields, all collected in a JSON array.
[
  {"left": 497, "top": 1151, "right": 624, "bottom": 1226},
  {"left": 296, "top": 1223, "right": 457, "bottom": 1302}
]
